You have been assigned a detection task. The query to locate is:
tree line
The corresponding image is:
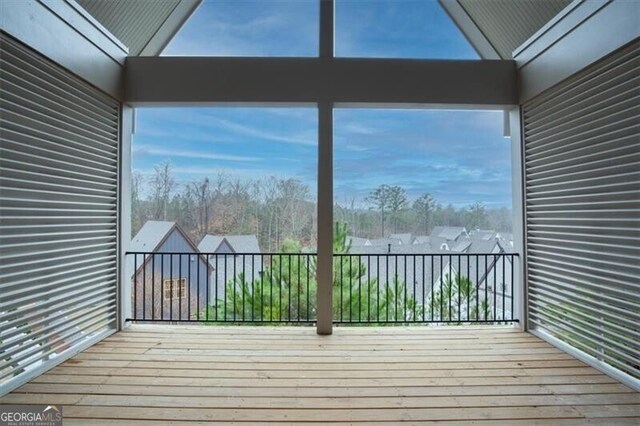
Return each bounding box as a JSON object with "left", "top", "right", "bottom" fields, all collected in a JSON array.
[{"left": 133, "top": 162, "right": 512, "bottom": 251}]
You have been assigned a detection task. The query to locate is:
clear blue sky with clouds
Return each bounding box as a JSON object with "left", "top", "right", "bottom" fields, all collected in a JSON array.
[{"left": 134, "top": 0, "right": 512, "bottom": 208}]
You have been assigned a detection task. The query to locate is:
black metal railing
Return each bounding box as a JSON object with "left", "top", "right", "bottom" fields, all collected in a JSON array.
[
  {"left": 126, "top": 252, "right": 518, "bottom": 324},
  {"left": 127, "top": 252, "right": 316, "bottom": 323},
  {"left": 333, "top": 253, "right": 518, "bottom": 324}
]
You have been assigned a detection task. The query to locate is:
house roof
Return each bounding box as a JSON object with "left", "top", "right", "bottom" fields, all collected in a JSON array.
[
  {"left": 131, "top": 221, "right": 176, "bottom": 252},
  {"left": 413, "top": 236, "right": 430, "bottom": 245},
  {"left": 346, "top": 236, "right": 371, "bottom": 247},
  {"left": 439, "top": 0, "right": 572, "bottom": 59},
  {"left": 389, "top": 233, "right": 412, "bottom": 245},
  {"left": 130, "top": 220, "right": 210, "bottom": 277},
  {"left": 198, "top": 234, "right": 261, "bottom": 254},
  {"left": 471, "top": 230, "right": 497, "bottom": 241},
  {"left": 76, "top": 0, "right": 201, "bottom": 55},
  {"left": 430, "top": 226, "right": 467, "bottom": 241}
]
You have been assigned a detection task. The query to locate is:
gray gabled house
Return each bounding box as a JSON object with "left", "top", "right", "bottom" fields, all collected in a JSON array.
[
  {"left": 130, "top": 221, "right": 211, "bottom": 320},
  {"left": 198, "top": 234, "right": 263, "bottom": 303}
]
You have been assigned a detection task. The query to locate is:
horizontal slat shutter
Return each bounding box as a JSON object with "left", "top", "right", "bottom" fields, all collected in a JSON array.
[
  {"left": 0, "top": 32, "right": 119, "bottom": 393},
  {"left": 523, "top": 39, "right": 640, "bottom": 380}
]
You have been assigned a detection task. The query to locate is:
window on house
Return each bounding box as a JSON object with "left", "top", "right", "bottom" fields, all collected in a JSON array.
[{"left": 163, "top": 278, "right": 187, "bottom": 300}]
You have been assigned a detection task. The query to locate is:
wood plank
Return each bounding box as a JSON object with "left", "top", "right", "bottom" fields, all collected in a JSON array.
[
  {"left": 29, "top": 373, "right": 616, "bottom": 387},
  {"left": 70, "top": 351, "right": 582, "bottom": 363},
  {"left": 1, "top": 324, "right": 636, "bottom": 424},
  {"left": 56, "top": 358, "right": 588, "bottom": 371},
  {"left": 2, "top": 393, "right": 638, "bottom": 409},
  {"left": 60, "top": 419, "right": 640, "bottom": 426},
  {"left": 47, "top": 366, "right": 600, "bottom": 379},
  {"left": 11, "top": 382, "right": 635, "bottom": 398},
  {"left": 57, "top": 405, "right": 589, "bottom": 421}
]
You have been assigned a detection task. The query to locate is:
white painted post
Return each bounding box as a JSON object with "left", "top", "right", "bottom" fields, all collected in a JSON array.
[
  {"left": 509, "top": 106, "right": 526, "bottom": 331},
  {"left": 119, "top": 105, "right": 134, "bottom": 330}
]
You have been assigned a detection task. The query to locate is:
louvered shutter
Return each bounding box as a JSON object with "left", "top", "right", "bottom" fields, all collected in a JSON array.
[
  {"left": 523, "top": 40, "right": 640, "bottom": 380},
  {"left": 0, "top": 32, "right": 119, "bottom": 392}
]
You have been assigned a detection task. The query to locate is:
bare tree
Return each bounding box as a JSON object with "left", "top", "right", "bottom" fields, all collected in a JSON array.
[
  {"left": 187, "top": 177, "right": 212, "bottom": 238},
  {"left": 150, "top": 161, "right": 175, "bottom": 220},
  {"left": 131, "top": 172, "right": 144, "bottom": 235},
  {"left": 413, "top": 193, "right": 436, "bottom": 235}
]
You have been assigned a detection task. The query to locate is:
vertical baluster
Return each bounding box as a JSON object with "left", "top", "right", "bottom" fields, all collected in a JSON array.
[
  {"left": 297, "top": 255, "right": 301, "bottom": 322},
  {"left": 457, "top": 255, "right": 461, "bottom": 322},
  {"left": 412, "top": 255, "right": 416, "bottom": 322},
  {"left": 367, "top": 255, "right": 371, "bottom": 322},
  {"left": 278, "top": 254, "right": 282, "bottom": 322},
  {"left": 133, "top": 254, "right": 138, "bottom": 320},
  {"left": 439, "top": 255, "right": 443, "bottom": 321},
  {"left": 510, "top": 255, "right": 514, "bottom": 321},
  {"left": 215, "top": 255, "right": 219, "bottom": 321},
  {"left": 143, "top": 253, "right": 146, "bottom": 320},
  {"left": 152, "top": 254, "right": 155, "bottom": 320},
  {"left": 306, "top": 255, "right": 310, "bottom": 322},
  {"left": 349, "top": 255, "right": 352, "bottom": 322},
  {"left": 422, "top": 255, "right": 426, "bottom": 322},
  {"left": 288, "top": 254, "right": 292, "bottom": 321},
  {"left": 395, "top": 255, "right": 398, "bottom": 322},
  {"left": 493, "top": 255, "right": 498, "bottom": 321},
  {"left": 502, "top": 254, "right": 506, "bottom": 322},
  {"left": 251, "top": 255, "right": 255, "bottom": 322},
  {"left": 206, "top": 255, "right": 210, "bottom": 321},
  {"left": 242, "top": 254, "right": 246, "bottom": 322},
  {"left": 358, "top": 255, "right": 362, "bottom": 322}
]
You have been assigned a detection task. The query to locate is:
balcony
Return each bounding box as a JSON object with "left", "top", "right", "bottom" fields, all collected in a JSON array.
[
  {"left": 1, "top": 0, "right": 638, "bottom": 422},
  {"left": 2, "top": 324, "right": 638, "bottom": 424}
]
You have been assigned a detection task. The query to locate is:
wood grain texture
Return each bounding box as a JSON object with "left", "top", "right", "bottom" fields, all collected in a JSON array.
[{"left": 1, "top": 324, "right": 638, "bottom": 424}]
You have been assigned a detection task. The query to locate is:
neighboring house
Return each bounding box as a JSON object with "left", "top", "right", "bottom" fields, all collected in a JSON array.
[
  {"left": 430, "top": 226, "right": 468, "bottom": 242},
  {"left": 412, "top": 236, "right": 430, "bottom": 245},
  {"left": 389, "top": 233, "right": 412, "bottom": 245},
  {"left": 198, "top": 234, "right": 263, "bottom": 303},
  {"left": 346, "top": 236, "right": 372, "bottom": 247},
  {"left": 130, "top": 221, "right": 211, "bottom": 320},
  {"left": 348, "top": 238, "right": 512, "bottom": 320}
]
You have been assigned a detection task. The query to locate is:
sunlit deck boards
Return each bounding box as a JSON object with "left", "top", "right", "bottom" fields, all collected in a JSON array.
[{"left": 1, "top": 325, "right": 638, "bottom": 425}]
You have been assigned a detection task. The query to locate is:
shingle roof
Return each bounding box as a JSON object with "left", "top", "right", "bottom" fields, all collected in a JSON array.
[
  {"left": 470, "top": 230, "right": 497, "bottom": 241},
  {"left": 389, "top": 233, "right": 412, "bottom": 245},
  {"left": 413, "top": 236, "right": 430, "bottom": 245},
  {"left": 346, "top": 236, "right": 371, "bottom": 247},
  {"left": 131, "top": 221, "right": 175, "bottom": 252},
  {"left": 198, "top": 234, "right": 260, "bottom": 254},
  {"left": 430, "top": 226, "right": 467, "bottom": 241}
]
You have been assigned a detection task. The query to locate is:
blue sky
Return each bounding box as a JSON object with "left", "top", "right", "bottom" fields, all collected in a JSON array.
[{"left": 134, "top": 0, "right": 511, "bottom": 208}]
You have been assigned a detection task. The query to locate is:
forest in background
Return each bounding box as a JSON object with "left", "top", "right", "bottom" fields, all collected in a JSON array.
[{"left": 133, "top": 161, "right": 513, "bottom": 252}]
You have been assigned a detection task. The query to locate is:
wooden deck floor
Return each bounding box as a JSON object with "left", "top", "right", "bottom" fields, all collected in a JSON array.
[{"left": 1, "top": 325, "right": 638, "bottom": 425}]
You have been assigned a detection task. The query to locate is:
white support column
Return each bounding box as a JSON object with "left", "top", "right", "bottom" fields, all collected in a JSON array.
[
  {"left": 509, "top": 106, "right": 526, "bottom": 331},
  {"left": 119, "top": 105, "right": 134, "bottom": 330},
  {"left": 316, "top": 0, "right": 334, "bottom": 335}
]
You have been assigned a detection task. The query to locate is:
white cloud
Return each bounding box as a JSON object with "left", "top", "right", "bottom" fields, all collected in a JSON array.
[{"left": 133, "top": 144, "right": 260, "bottom": 162}]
